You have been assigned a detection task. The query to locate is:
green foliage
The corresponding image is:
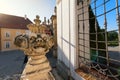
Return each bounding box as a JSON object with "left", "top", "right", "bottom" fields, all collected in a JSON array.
[
  {"left": 89, "top": 6, "right": 106, "bottom": 64},
  {"left": 90, "top": 50, "right": 97, "bottom": 61},
  {"left": 107, "top": 31, "right": 119, "bottom": 46},
  {"left": 108, "top": 42, "right": 119, "bottom": 46},
  {"left": 107, "top": 31, "right": 118, "bottom": 41},
  {"left": 89, "top": 6, "right": 105, "bottom": 48}
]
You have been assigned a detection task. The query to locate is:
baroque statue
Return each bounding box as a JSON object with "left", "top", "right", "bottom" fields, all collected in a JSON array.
[{"left": 14, "top": 15, "right": 54, "bottom": 80}]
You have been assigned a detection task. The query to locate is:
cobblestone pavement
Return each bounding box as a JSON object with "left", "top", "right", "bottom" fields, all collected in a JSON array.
[{"left": 0, "top": 50, "right": 63, "bottom": 80}]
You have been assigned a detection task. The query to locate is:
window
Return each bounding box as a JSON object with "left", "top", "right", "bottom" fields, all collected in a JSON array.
[
  {"left": 77, "top": 0, "right": 120, "bottom": 80},
  {"left": 5, "top": 42, "right": 10, "bottom": 48},
  {"left": 5, "top": 32, "right": 10, "bottom": 37}
]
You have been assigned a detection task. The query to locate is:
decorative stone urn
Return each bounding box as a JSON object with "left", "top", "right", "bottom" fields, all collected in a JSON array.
[{"left": 14, "top": 15, "right": 54, "bottom": 80}]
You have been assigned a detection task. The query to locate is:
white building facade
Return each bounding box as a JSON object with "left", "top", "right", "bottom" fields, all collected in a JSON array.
[
  {"left": 56, "top": 0, "right": 120, "bottom": 80},
  {"left": 56, "top": 0, "right": 90, "bottom": 80}
]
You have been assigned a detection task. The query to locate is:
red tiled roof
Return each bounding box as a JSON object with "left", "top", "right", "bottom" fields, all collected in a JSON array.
[{"left": 0, "top": 13, "right": 32, "bottom": 29}]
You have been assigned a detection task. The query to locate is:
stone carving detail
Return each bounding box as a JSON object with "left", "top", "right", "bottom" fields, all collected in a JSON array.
[{"left": 14, "top": 15, "right": 54, "bottom": 80}]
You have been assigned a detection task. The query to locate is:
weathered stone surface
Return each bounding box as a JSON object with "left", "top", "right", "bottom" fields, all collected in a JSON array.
[{"left": 14, "top": 15, "right": 54, "bottom": 80}]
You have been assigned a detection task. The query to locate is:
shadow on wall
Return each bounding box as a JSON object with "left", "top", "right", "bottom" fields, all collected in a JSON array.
[
  {"left": 56, "top": 45, "right": 74, "bottom": 80},
  {"left": 56, "top": 36, "right": 82, "bottom": 80}
]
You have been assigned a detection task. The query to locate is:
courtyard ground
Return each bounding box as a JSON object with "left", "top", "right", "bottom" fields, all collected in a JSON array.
[{"left": 0, "top": 50, "right": 63, "bottom": 80}]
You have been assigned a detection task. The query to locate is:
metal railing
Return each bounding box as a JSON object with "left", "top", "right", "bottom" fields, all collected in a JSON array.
[{"left": 77, "top": 0, "right": 120, "bottom": 80}]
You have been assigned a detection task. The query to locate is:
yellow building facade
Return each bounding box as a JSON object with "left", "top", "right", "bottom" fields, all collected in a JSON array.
[
  {"left": 0, "top": 28, "right": 28, "bottom": 51},
  {"left": 0, "top": 13, "right": 32, "bottom": 51}
]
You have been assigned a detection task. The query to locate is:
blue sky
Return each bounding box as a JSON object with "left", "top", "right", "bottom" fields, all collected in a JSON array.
[
  {"left": 0, "top": 0, "right": 119, "bottom": 31},
  {"left": 0, "top": 0, "right": 56, "bottom": 22},
  {"left": 90, "top": 0, "right": 120, "bottom": 31}
]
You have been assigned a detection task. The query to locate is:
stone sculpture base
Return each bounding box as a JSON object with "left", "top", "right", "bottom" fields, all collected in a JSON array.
[
  {"left": 21, "top": 55, "right": 55, "bottom": 80},
  {"left": 14, "top": 15, "right": 55, "bottom": 80}
]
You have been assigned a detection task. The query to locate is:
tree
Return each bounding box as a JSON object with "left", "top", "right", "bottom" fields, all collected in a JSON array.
[
  {"left": 108, "top": 31, "right": 118, "bottom": 41},
  {"left": 107, "top": 31, "right": 118, "bottom": 46},
  {"left": 89, "top": 5, "right": 106, "bottom": 64}
]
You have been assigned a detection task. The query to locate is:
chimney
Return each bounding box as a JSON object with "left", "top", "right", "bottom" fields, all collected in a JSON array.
[
  {"left": 24, "top": 14, "right": 27, "bottom": 20},
  {"left": 44, "top": 17, "right": 46, "bottom": 24},
  {"left": 54, "top": 6, "right": 56, "bottom": 15},
  {"left": 48, "top": 19, "right": 50, "bottom": 25}
]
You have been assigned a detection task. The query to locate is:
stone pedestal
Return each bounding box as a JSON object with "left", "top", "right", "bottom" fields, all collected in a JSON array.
[
  {"left": 14, "top": 15, "right": 55, "bottom": 80},
  {"left": 21, "top": 55, "right": 55, "bottom": 80}
]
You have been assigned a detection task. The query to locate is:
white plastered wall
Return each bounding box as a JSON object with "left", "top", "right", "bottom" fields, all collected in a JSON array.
[{"left": 56, "top": 0, "right": 84, "bottom": 80}]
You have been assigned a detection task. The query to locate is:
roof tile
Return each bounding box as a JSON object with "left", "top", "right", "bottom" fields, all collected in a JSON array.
[{"left": 0, "top": 13, "right": 32, "bottom": 29}]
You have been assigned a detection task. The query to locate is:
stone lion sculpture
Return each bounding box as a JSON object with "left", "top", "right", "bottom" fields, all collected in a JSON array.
[{"left": 14, "top": 16, "right": 54, "bottom": 80}]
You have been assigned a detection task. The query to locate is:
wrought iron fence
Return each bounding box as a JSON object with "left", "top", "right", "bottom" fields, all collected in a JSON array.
[{"left": 77, "top": 0, "right": 120, "bottom": 80}]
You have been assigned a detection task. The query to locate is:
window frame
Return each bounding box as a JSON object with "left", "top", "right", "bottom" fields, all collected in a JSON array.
[
  {"left": 5, "top": 32, "right": 10, "bottom": 38},
  {"left": 5, "top": 41, "right": 10, "bottom": 48}
]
